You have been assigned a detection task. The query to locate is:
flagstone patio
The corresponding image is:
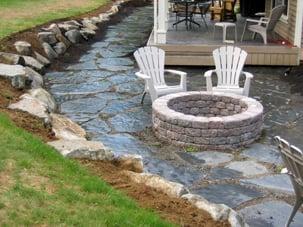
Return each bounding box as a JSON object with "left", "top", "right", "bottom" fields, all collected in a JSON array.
[{"left": 45, "top": 6, "right": 303, "bottom": 227}]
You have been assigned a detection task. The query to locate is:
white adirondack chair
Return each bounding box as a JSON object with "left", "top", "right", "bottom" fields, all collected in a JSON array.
[
  {"left": 134, "top": 46, "right": 187, "bottom": 103},
  {"left": 204, "top": 46, "right": 253, "bottom": 96},
  {"left": 275, "top": 136, "right": 303, "bottom": 227}
]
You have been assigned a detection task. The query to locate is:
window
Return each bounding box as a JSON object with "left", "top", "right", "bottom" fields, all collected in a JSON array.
[{"left": 272, "top": 0, "right": 289, "bottom": 18}]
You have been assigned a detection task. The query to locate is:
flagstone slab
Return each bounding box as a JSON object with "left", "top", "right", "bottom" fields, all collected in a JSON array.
[
  {"left": 191, "top": 151, "right": 234, "bottom": 166},
  {"left": 145, "top": 157, "right": 203, "bottom": 186},
  {"left": 61, "top": 97, "right": 107, "bottom": 114},
  {"left": 115, "top": 81, "right": 145, "bottom": 95},
  {"left": 50, "top": 81, "right": 112, "bottom": 95},
  {"left": 96, "top": 57, "right": 134, "bottom": 66},
  {"left": 193, "top": 184, "right": 264, "bottom": 208},
  {"left": 99, "top": 133, "right": 152, "bottom": 156},
  {"left": 208, "top": 167, "right": 242, "bottom": 180},
  {"left": 81, "top": 118, "right": 111, "bottom": 137},
  {"left": 239, "top": 201, "right": 303, "bottom": 227},
  {"left": 241, "top": 174, "right": 294, "bottom": 194},
  {"left": 242, "top": 143, "right": 282, "bottom": 165},
  {"left": 226, "top": 161, "right": 268, "bottom": 177}
]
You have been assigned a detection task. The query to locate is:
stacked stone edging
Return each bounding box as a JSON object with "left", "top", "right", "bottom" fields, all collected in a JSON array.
[{"left": 153, "top": 91, "right": 263, "bottom": 151}]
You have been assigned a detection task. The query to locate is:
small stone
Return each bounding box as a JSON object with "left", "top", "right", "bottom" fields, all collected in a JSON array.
[
  {"left": 42, "top": 43, "right": 58, "bottom": 60},
  {"left": 226, "top": 161, "right": 268, "bottom": 177},
  {"left": 53, "top": 42, "right": 67, "bottom": 55},
  {"left": 48, "top": 139, "right": 114, "bottom": 161},
  {"left": 38, "top": 32, "right": 57, "bottom": 44},
  {"left": 14, "top": 41, "right": 32, "bottom": 55},
  {"left": 46, "top": 23, "right": 62, "bottom": 35},
  {"left": 65, "top": 29, "right": 83, "bottom": 44},
  {"left": 50, "top": 114, "right": 87, "bottom": 140}
]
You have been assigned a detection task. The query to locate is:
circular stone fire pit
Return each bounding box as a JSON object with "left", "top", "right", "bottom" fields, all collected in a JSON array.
[{"left": 152, "top": 92, "right": 263, "bottom": 151}]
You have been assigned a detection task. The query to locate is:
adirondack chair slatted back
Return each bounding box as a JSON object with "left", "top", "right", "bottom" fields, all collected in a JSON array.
[
  {"left": 267, "top": 5, "right": 286, "bottom": 31},
  {"left": 275, "top": 136, "right": 303, "bottom": 188},
  {"left": 134, "top": 47, "right": 166, "bottom": 86},
  {"left": 213, "top": 46, "right": 247, "bottom": 87}
]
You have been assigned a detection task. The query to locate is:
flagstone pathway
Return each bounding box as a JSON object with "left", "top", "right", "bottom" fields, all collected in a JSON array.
[{"left": 45, "top": 6, "right": 303, "bottom": 226}]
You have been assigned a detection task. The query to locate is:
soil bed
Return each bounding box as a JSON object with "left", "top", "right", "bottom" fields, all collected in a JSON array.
[{"left": 80, "top": 159, "right": 230, "bottom": 227}]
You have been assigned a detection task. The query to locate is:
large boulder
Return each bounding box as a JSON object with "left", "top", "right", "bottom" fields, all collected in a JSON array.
[
  {"left": 0, "top": 63, "right": 31, "bottom": 89},
  {"left": 58, "top": 23, "right": 79, "bottom": 32},
  {"left": 28, "top": 88, "right": 56, "bottom": 112},
  {"left": 9, "top": 94, "right": 49, "bottom": 119},
  {"left": 43, "top": 23, "right": 62, "bottom": 36},
  {"left": 82, "top": 19, "right": 98, "bottom": 31},
  {"left": 14, "top": 41, "right": 32, "bottom": 56},
  {"left": 126, "top": 172, "right": 189, "bottom": 198},
  {"left": 113, "top": 154, "right": 143, "bottom": 173},
  {"left": 42, "top": 42, "right": 58, "bottom": 60},
  {"left": 53, "top": 42, "right": 67, "bottom": 55},
  {"left": 181, "top": 194, "right": 248, "bottom": 227},
  {"left": 65, "top": 29, "right": 83, "bottom": 44},
  {"left": 48, "top": 139, "right": 114, "bottom": 161},
  {"left": 50, "top": 114, "right": 87, "bottom": 140},
  {"left": 23, "top": 56, "right": 45, "bottom": 73},
  {"left": 38, "top": 32, "right": 57, "bottom": 45},
  {"left": 24, "top": 67, "right": 43, "bottom": 88},
  {"left": 0, "top": 52, "right": 25, "bottom": 65},
  {"left": 56, "top": 34, "right": 71, "bottom": 48},
  {"left": 33, "top": 51, "right": 51, "bottom": 66}
]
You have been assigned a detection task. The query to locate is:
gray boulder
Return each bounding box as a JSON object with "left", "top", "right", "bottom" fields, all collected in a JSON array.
[
  {"left": 9, "top": 94, "right": 49, "bottom": 119},
  {"left": 113, "top": 154, "right": 143, "bottom": 173},
  {"left": 33, "top": 51, "right": 51, "bottom": 66},
  {"left": 28, "top": 88, "right": 56, "bottom": 112},
  {"left": 38, "top": 32, "right": 57, "bottom": 45},
  {"left": 65, "top": 29, "right": 82, "bottom": 44},
  {"left": 56, "top": 34, "right": 71, "bottom": 48},
  {"left": 80, "top": 28, "right": 96, "bottom": 39},
  {"left": 23, "top": 56, "right": 45, "bottom": 73},
  {"left": 24, "top": 67, "right": 43, "bottom": 88},
  {"left": 14, "top": 41, "right": 32, "bottom": 56},
  {"left": 50, "top": 114, "right": 87, "bottom": 140},
  {"left": 126, "top": 172, "right": 189, "bottom": 198},
  {"left": 53, "top": 42, "right": 67, "bottom": 55},
  {"left": 0, "top": 63, "right": 31, "bottom": 89},
  {"left": 82, "top": 19, "right": 98, "bottom": 31},
  {"left": 42, "top": 42, "right": 58, "bottom": 60},
  {"left": 0, "top": 52, "right": 25, "bottom": 65},
  {"left": 44, "top": 23, "right": 62, "bottom": 35},
  {"left": 48, "top": 139, "right": 114, "bottom": 161}
]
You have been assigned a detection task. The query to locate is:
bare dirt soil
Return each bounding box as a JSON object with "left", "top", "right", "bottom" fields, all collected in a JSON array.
[{"left": 80, "top": 160, "right": 231, "bottom": 227}]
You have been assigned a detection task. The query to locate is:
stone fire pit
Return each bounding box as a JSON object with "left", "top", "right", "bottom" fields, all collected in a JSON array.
[{"left": 152, "top": 92, "right": 263, "bottom": 151}]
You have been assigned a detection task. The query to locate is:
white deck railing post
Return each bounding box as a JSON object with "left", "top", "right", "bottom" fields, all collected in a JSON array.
[
  {"left": 154, "top": 0, "right": 158, "bottom": 43},
  {"left": 156, "top": 0, "right": 167, "bottom": 44}
]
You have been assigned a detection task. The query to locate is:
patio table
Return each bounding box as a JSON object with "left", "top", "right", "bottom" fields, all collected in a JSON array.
[{"left": 170, "top": 0, "right": 200, "bottom": 30}]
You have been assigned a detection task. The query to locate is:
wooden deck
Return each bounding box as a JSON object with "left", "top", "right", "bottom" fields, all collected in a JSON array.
[{"left": 148, "top": 15, "right": 301, "bottom": 66}]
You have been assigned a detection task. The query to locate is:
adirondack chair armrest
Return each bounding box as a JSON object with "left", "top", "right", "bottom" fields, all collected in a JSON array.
[
  {"left": 246, "top": 18, "right": 269, "bottom": 25},
  {"left": 165, "top": 69, "right": 187, "bottom": 90},
  {"left": 242, "top": 71, "right": 253, "bottom": 96},
  {"left": 204, "top": 70, "right": 216, "bottom": 92},
  {"left": 135, "top": 71, "right": 150, "bottom": 80}
]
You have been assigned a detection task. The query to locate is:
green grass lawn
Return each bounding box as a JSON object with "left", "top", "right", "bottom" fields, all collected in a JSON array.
[
  {"left": 0, "top": 113, "right": 172, "bottom": 226},
  {"left": 0, "top": 0, "right": 109, "bottom": 39}
]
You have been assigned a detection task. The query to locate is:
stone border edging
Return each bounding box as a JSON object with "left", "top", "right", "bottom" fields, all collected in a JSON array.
[{"left": 0, "top": 2, "right": 248, "bottom": 226}]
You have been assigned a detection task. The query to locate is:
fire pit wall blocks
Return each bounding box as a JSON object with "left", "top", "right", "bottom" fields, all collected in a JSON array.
[{"left": 152, "top": 92, "right": 263, "bottom": 151}]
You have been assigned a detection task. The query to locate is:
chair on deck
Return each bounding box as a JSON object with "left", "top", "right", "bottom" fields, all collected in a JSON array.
[
  {"left": 134, "top": 47, "right": 187, "bottom": 103},
  {"left": 241, "top": 5, "right": 286, "bottom": 44},
  {"left": 275, "top": 136, "right": 303, "bottom": 227},
  {"left": 204, "top": 46, "right": 253, "bottom": 96},
  {"left": 192, "top": 1, "right": 212, "bottom": 30}
]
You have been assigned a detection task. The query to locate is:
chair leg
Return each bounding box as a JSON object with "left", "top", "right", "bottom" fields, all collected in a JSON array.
[
  {"left": 141, "top": 92, "right": 147, "bottom": 105},
  {"left": 286, "top": 198, "right": 303, "bottom": 227},
  {"left": 201, "top": 15, "right": 208, "bottom": 31},
  {"left": 241, "top": 21, "right": 247, "bottom": 42}
]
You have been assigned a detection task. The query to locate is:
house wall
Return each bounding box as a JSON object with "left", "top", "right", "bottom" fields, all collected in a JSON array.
[{"left": 265, "top": 0, "right": 298, "bottom": 45}]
